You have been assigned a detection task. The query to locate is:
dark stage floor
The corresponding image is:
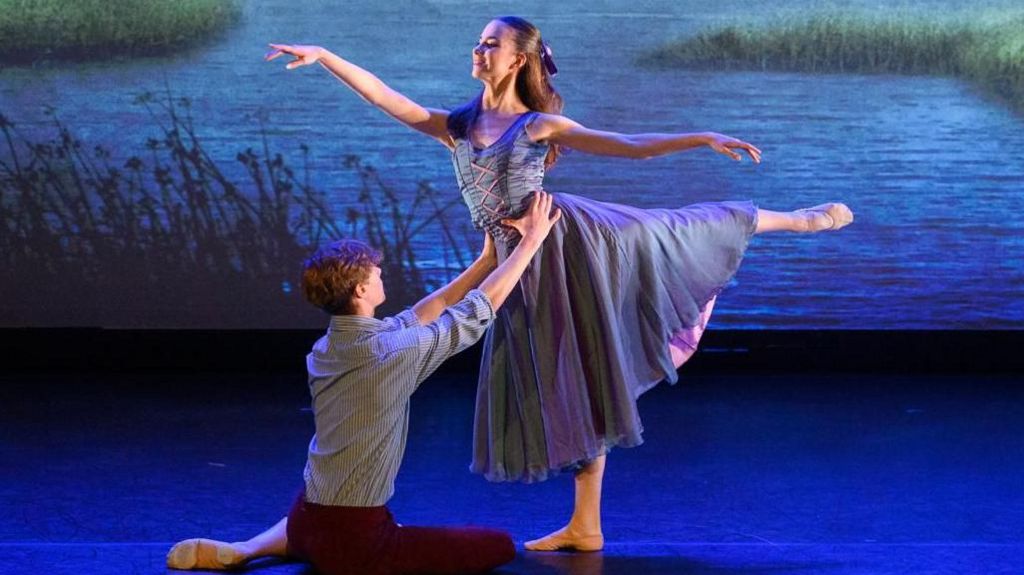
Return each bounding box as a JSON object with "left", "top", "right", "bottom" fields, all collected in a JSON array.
[{"left": 2, "top": 370, "right": 1022, "bottom": 575}]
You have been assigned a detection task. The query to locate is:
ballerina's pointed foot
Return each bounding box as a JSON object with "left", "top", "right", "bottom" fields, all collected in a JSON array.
[
  {"left": 524, "top": 526, "right": 604, "bottom": 552},
  {"left": 166, "top": 538, "right": 246, "bottom": 570},
  {"left": 796, "top": 202, "right": 854, "bottom": 232}
]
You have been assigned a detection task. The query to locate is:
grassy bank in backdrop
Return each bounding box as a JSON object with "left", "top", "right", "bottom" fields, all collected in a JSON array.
[
  {"left": 0, "top": 0, "right": 241, "bottom": 63},
  {"left": 641, "top": 12, "right": 1024, "bottom": 112}
]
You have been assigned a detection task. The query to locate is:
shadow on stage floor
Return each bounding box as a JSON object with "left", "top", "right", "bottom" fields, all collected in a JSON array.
[{"left": 2, "top": 370, "right": 1022, "bottom": 574}]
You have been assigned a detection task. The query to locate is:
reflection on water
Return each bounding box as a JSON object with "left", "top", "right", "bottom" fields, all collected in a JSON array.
[{"left": 3, "top": 0, "right": 1023, "bottom": 328}]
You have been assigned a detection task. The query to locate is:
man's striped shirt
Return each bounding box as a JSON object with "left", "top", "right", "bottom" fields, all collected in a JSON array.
[{"left": 302, "top": 289, "right": 495, "bottom": 506}]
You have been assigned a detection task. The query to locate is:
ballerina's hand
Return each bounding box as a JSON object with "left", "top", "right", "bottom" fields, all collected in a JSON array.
[
  {"left": 706, "top": 133, "right": 762, "bottom": 164},
  {"left": 265, "top": 44, "right": 324, "bottom": 69},
  {"left": 500, "top": 191, "right": 562, "bottom": 243}
]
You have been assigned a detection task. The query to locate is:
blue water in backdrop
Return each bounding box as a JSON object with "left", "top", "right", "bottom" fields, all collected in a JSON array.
[{"left": 3, "top": 0, "right": 1023, "bottom": 328}]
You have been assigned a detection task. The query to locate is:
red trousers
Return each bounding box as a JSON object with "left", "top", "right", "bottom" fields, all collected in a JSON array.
[{"left": 286, "top": 493, "right": 515, "bottom": 575}]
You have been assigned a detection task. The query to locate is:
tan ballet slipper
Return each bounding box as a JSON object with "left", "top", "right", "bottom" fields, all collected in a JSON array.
[
  {"left": 796, "top": 202, "right": 854, "bottom": 231},
  {"left": 166, "top": 538, "right": 246, "bottom": 570},
  {"left": 524, "top": 526, "right": 604, "bottom": 552}
]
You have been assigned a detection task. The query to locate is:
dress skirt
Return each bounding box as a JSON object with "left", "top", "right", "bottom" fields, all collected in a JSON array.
[{"left": 471, "top": 193, "right": 758, "bottom": 482}]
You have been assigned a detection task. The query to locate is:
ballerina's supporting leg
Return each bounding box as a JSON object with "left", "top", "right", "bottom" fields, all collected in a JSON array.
[
  {"left": 526, "top": 318, "right": 712, "bottom": 553},
  {"left": 167, "top": 517, "right": 290, "bottom": 570},
  {"left": 526, "top": 297, "right": 719, "bottom": 552},
  {"left": 755, "top": 203, "right": 854, "bottom": 233},
  {"left": 524, "top": 455, "right": 607, "bottom": 552}
]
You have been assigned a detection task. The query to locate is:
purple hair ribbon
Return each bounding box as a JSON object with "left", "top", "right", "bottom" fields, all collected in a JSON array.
[{"left": 541, "top": 42, "right": 558, "bottom": 77}]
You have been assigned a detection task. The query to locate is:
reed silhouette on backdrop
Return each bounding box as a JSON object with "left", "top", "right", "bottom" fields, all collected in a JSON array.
[{"left": 0, "top": 92, "right": 472, "bottom": 327}]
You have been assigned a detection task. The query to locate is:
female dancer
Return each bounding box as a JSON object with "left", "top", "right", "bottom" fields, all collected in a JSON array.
[{"left": 266, "top": 16, "right": 852, "bottom": 552}]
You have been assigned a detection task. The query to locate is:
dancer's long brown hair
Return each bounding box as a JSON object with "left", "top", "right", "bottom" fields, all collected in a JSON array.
[{"left": 448, "top": 16, "right": 564, "bottom": 168}]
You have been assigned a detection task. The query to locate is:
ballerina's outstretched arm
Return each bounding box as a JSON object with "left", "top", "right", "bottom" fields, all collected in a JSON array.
[
  {"left": 265, "top": 44, "right": 453, "bottom": 148},
  {"left": 527, "top": 113, "right": 856, "bottom": 233},
  {"left": 526, "top": 112, "right": 762, "bottom": 163}
]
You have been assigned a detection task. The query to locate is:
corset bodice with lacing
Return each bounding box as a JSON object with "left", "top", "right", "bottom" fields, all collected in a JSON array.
[{"left": 450, "top": 112, "right": 548, "bottom": 243}]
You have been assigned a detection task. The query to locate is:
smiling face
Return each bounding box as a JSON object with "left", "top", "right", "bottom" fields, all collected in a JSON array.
[{"left": 471, "top": 20, "right": 525, "bottom": 82}]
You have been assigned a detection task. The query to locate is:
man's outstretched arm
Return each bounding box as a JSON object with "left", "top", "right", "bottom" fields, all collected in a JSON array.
[
  {"left": 411, "top": 234, "right": 497, "bottom": 325},
  {"left": 411, "top": 191, "right": 562, "bottom": 323}
]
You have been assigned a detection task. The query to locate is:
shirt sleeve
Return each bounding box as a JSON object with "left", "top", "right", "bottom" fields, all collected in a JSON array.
[
  {"left": 380, "top": 308, "right": 420, "bottom": 331},
  {"left": 409, "top": 289, "right": 495, "bottom": 387}
]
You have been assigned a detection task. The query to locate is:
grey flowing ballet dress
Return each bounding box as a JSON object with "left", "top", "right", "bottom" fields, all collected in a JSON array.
[{"left": 451, "top": 111, "right": 758, "bottom": 483}]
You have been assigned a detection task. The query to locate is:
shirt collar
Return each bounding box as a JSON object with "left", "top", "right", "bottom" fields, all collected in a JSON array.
[{"left": 329, "top": 314, "right": 386, "bottom": 335}]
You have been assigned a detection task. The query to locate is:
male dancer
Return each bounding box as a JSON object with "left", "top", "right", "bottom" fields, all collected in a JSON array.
[{"left": 167, "top": 193, "right": 561, "bottom": 574}]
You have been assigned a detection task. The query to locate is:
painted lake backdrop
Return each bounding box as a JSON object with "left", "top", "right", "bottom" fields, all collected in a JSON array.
[{"left": 2, "top": 0, "right": 1023, "bottom": 329}]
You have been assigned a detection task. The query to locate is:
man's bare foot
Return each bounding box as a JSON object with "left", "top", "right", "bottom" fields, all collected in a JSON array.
[
  {"left": 524, "top": 525, "right": 604, "bottom": 552},
  {"left": 166, "top": 538, "right": 247, "bottom": 570},
  {"left": 796, "top": 203, "right": 854, "bottom": 232}
]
